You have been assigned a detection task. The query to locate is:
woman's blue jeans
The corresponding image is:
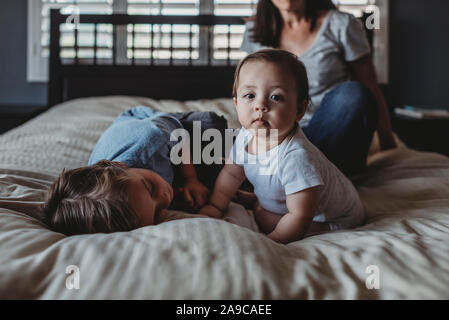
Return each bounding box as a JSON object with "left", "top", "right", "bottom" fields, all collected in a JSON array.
[{"left": 302, "top": 81, "right": 378, "bottom": 177}]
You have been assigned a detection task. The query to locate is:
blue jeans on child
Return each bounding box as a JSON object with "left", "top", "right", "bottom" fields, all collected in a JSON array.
[
  {"left": 171, "top": 111, "right": 228, "bottom": 190},
  {"left": 302, "top": 81, "right": 379, "bottom": 178}
]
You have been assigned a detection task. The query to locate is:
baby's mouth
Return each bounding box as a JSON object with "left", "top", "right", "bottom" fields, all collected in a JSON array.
[{"left": 252, "top": 118, "right": 268, "bottom": 126}]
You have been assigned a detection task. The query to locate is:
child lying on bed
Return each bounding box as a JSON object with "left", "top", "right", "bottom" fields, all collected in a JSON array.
[
  {"left": 199, "top": 49, "right": 365, "bottom": 244},
  {"left": 41, "top": 107, "right": 229, "bottom": 235}
]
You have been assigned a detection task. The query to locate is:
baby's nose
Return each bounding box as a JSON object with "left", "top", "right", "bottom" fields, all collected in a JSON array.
[{"left": 254, "top": 104, "right": 268, "bottom": 112}]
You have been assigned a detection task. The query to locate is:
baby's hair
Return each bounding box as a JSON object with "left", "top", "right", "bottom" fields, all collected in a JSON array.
[
  {"left": 41, "top": 160, "right": 140, "bottom": 236},
  {"left": 232, "top": 48, "right": 311, "bottom": 114}
]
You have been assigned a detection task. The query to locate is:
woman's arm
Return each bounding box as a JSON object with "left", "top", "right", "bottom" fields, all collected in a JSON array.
[
  {"left": 266, "top": 186, "right": 320, "bottom": 244},
  {"left": 348, "top": 54, "right": 397, "bottom": 150},
  {"left": 198, "top": 163, "right": 246, "bottom": 218}
]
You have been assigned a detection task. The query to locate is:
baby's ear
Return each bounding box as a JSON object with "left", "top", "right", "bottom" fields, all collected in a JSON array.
[
  {"left": 233, "top": 97, "right": 238, "bottom": 108},
  {"left": 296, "top": 101, "right": 308, "bottom": 121}
]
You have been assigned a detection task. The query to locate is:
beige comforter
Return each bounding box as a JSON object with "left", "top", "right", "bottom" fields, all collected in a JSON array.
[{"left": 1, "top": 96, "right": 448, "bottom": 299}]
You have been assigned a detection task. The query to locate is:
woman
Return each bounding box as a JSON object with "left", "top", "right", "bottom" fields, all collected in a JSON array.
[{"left": 240, "top": 0, "right": 396, "bottom": 177}]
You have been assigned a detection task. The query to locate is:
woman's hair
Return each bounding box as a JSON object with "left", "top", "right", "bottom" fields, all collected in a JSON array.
[
  {"left": 251, "top": 0, "right": 337, "bottom": 47},
  {"left": 232, "top": 48, "right": 310, "bottom": 114},
  {"left": 41, "top": 160, "right": 140, "bottom": 236}
]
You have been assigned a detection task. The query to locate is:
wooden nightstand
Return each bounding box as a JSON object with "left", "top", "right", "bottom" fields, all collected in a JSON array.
[
  {"left": 392, "top": 114, "right": 449, "bottom": 157},
  {"left": 0, "top": 105, "right": 49, "bottom": 135}
]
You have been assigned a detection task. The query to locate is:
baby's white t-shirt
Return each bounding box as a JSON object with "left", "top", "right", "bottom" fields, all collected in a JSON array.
[{"left": 230, "top": 126, "right": 365, "bottom": 230}]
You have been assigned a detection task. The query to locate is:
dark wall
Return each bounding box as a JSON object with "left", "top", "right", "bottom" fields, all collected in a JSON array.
[
  {"left": 0, "top": 0, "right": 47, "bottom": 107},
  {"left": 389, "top": 0, "right": 449, "bottom": 110}
]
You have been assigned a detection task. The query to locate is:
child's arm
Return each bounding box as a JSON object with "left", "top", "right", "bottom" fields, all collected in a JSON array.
[
  {"left": 253, "top": 202, "right": 283, "bottom": 234},
  {"left": 198, "top": 162, "right": 246, "bottom": 218},
  {"left": 178, "top": 162, "right": 210, "bottom": 210},
  {"left": 266, "top": 186, "right": 320, "bottom": 244}
]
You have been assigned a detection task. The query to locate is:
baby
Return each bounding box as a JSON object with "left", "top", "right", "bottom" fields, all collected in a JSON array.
[
  {"left": 41, "top": 107, "right": 227, "bottom": 235},
  {"left": 199, "top": 49, "right": 365, "bottom": 244}
]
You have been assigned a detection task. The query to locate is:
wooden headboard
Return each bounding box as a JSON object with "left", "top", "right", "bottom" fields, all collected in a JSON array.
[
  {"left": 48, "top": 10, "right": 374, "bottom": 108},
  {"left": 48, "top": 10, "right": 246, "bottom": 107}
]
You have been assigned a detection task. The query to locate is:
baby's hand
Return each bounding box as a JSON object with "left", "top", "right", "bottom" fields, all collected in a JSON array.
[
  {"left": 198, "top": 204, "right": 222, "bottom": 219},
  {"left": 182, "top": 178, "right": 210, "bottom": 210}
]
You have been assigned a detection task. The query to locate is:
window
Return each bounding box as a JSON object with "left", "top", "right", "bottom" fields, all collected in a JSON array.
[
  {"left": 334, "top": 0, "right": 374, "bottom": 17},
  {"left": 127, "top": 0, "right": 199, "bottom": 15},
  {"left": 28, "top": 0, "right": 388, "bottom": 83},
  {"left": 28, "top": 0, "right": 115, "bottom": 81}
]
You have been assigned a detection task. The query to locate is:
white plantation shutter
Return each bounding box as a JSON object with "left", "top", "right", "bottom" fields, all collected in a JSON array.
[
  {"left": 125, "top": 0, "right": 200, "bottom": 62},
  {"left": 125, "top": 0, "right": 247, "bottom": 63},
  {"left": 28, "top": 0, "right": 114, "bottom": 81},
  {"left": 127, "top": 0, "right": 199, "bottom": 15},
  {"left": 214, "top": 0, "right": 256, "bottom": 16},
  {"left": 213, "top": 0, "right": 256, "bottom": 61}
]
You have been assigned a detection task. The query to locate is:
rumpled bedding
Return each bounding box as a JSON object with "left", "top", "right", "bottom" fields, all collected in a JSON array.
[{"left": 1, "top": 96, "right": 448, "bottom": 299}]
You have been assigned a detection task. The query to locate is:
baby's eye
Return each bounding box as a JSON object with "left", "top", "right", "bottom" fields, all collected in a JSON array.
[
  {"left": 270, "top": 94, "right": 283, "bottom": 101},
  {"left": 243, "top": 93, "right": 255, "bottom": 100}
]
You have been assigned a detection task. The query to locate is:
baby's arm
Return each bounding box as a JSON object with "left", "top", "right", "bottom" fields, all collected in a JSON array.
[
  {"left": 266, "top": 186, "right": 320, "bottom": 244},
  {"left": 198, "top": 163, "right": 246, "bottom": 218}
]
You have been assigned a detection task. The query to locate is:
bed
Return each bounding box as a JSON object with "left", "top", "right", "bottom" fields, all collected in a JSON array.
[{"left": 1, "top": 11, "right": 449, "bottom": 300}]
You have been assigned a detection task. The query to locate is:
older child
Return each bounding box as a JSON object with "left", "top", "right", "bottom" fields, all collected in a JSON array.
[
  {"left": 199, "top": 49, "right": 365, "bottom": 244},
  {"left": 42, "top": 107, "right": 227, "bottom": 235}
]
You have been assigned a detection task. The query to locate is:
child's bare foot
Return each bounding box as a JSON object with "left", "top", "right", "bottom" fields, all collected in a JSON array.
[{"left": 233, "top": 190, "right": 258, "bottom": 209}]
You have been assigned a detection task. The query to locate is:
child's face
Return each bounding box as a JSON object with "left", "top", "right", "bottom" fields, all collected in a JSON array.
[
  {"left": 126, "top": 168, "right": 174, "bottom": 227},
  {"left": 233, "top": 60, "right": 303, "bottom": 139}
]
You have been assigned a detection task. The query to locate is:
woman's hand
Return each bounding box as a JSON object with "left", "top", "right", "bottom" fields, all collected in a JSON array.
[
  {"left": 377, "top": 125, "right": 397, "bottom": 150},
  {"left": 181, "top": 178, "right": 210, "bottom": 210},
  {"left": 198, "top": 204, "right": 223, "bottom": 219}
]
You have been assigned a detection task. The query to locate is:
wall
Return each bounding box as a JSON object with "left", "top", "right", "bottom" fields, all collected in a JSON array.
[
  {"left": 0, "top": 0, "right": 47, "bottom": 107},
  {"left": 389, "top": 0, "right": 449, "bottom": 110}
]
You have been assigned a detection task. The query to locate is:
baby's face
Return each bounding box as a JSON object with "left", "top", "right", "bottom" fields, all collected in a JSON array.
[
  {"left": 234, "top": 60, "right": 302, "bottom": 139},
  {"left": 126, "top": 168, "right": 173, "bottom": 227}
]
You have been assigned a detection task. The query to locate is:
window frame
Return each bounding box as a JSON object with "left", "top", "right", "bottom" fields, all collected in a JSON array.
[
  {"left": 27, "top": 0, "right": 46, "bottom": 82},
  {"left": 371, "top": 0, "right": 389, "bottom": 84},
  {"left": 27, "top": 0, "right": 127, "bottom": 82}
]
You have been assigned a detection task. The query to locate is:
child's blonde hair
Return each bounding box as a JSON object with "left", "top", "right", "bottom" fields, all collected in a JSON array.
[
  {"left": 41, "top": 160, "right": 140, "bottom": 235},
  {"left": 232, "top": 48, "right": 311, "bottom": 114}
]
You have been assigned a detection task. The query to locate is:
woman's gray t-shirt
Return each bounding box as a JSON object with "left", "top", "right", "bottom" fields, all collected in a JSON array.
[{"left": 240, "top": 9, "right": 371, "bottom": 126}]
